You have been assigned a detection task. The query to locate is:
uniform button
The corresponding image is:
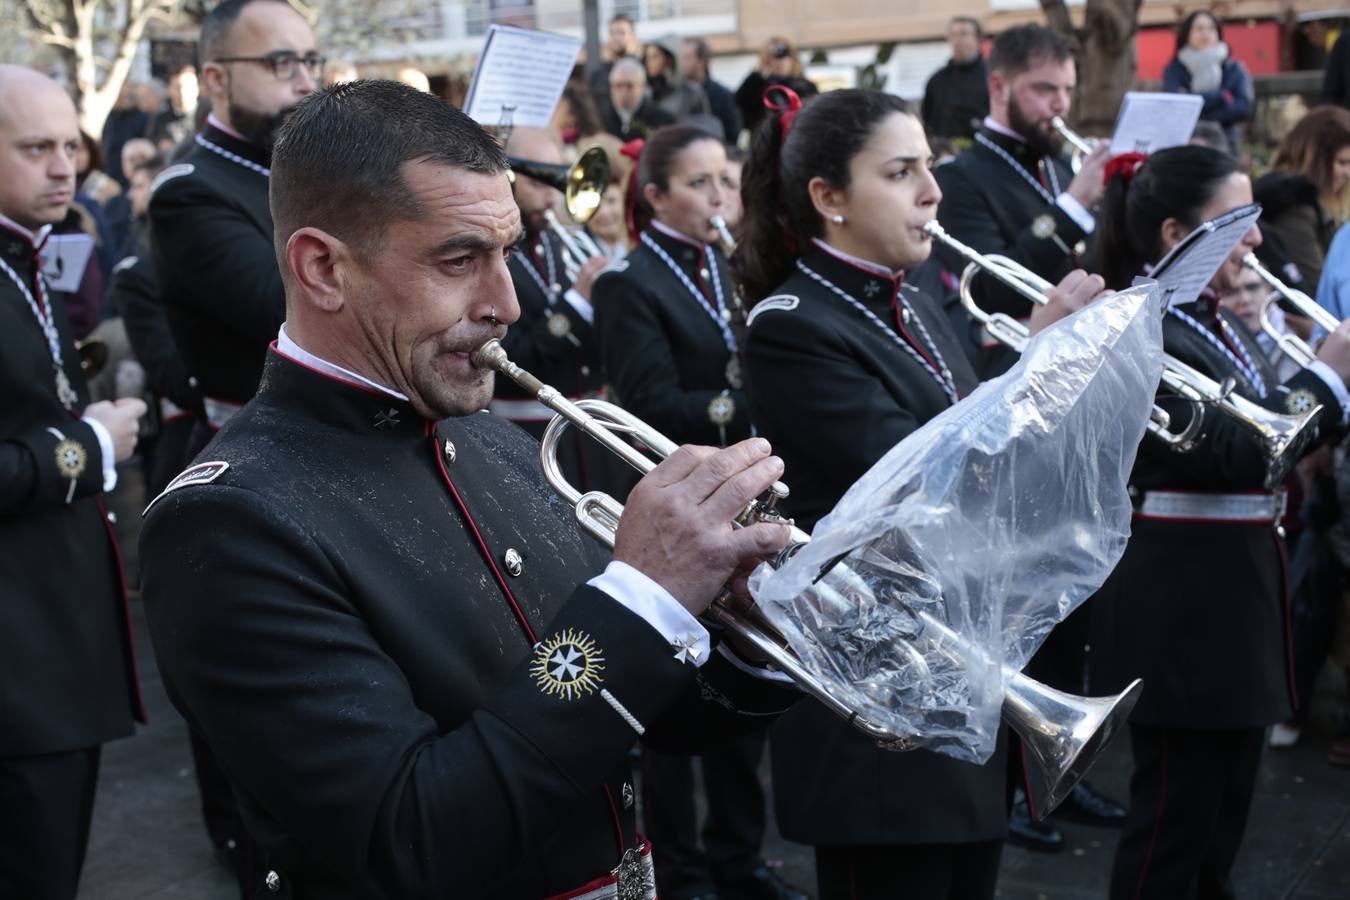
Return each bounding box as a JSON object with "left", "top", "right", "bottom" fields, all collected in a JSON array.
[
  {"left": 107, "top": 511, "right": 118, "bottom": 524},
  {"left": 580, "top": 365, "right": 591, "bottom": 377},
  {"left": 265, "top": 870, "right": 282, "bottom": 893},
  {"left": 188, "top": 376, "right": 199, "bottom": 388},
  {"left": 699, "top": 268, "right": 710, "bottom": 281},
  {"left": 443, "top": 440, "right": 456, "bottom": 463},
  {"left": 503, "top": 548, "right": 523, "bottom": 577}
]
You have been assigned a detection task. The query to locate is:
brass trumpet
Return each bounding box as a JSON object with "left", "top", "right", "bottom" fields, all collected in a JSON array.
[
  {"left": 1243, "top": 252, "right": 1339, "bottom": 368},
  {"left": 1051, "top": 116, "right": 1092, "bottom": 174},
  {"left": 924, "top": 221, "right": 1320, "bottom": 486},
  {"left": 508, "top": 147, "right": 610, "bottom": 281},
  {"left": 76, "top": 337, "right": 109, "bottom": 377},
  {"left": 471, "top": 337, "right": 1143, "bottom": 815}
]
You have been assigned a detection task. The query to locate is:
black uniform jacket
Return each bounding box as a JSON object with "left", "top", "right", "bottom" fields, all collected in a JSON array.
[
  {"left": 113, "top": 254, "right": 203, "bottom": 417},
  {"left": 499, "top": 228, "right": 604, "bottom": 409},
  {"left": 1091, "top": 296, "right": 1346, "bottom": 729},
  {"left": 0, "top": 224, "right": 142, "bottom": 757},
  {"left": 139, "top": 349, "right": 796, "bottom": 898},
  {"left": 149, "top": 123, "right": 281, "bottom": 405},
  {"left": 593, "top": 226, "right": 750, "bottom": 446},
  {"left": 934, "top": 126, "right": 1085, "bottom": 329},
  {"left": 743, "top": 243, "right": 1010, "bottom": 845}
]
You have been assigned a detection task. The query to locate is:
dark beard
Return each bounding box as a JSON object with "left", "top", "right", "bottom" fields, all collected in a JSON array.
[
  {"left": 1007, "top": 94, "right": 1062, "bottom": 159},
  {"left": 226, "top": 99, "right": 292, "bottom": 159}
]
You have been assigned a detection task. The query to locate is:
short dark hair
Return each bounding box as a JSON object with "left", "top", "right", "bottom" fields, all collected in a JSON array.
[
  {"left": 133, "top": 154, "right": 167, "bottom": 179},
  {"left": 609, "top": 12, "right": 634, "bottom": 27},
  {"left": 987, "top": 24, "right": 1072, "bottom": 78},
  {"left": 270, "top": 80, "right": 507, "bottom": 265},
  {"left": 950, "top": 16, "right": 982, "bottom": 38},
  {"left": 1175, "top": 11, "right": 1223, "bottom": 54},
  {"left": 200, "top": 0, "right": 291, "bottom": 64}
]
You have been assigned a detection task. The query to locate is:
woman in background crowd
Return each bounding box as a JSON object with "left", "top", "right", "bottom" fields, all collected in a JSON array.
[{"left": 1163, "top": 11, "right": 1253, "bottom": 155}]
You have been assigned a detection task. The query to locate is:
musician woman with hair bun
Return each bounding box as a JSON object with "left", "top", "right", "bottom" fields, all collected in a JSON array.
[
  {"left": 1087, "top": 145, "right": 1350, "bottom": 899},
  {"left": 735, "top": 86, "right": 1101, "bottom": 900}
]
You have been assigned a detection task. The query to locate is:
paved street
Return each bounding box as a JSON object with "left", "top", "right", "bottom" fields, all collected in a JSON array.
[{"left": 77, "top": 470, "right": 1350, "bottom": 899}]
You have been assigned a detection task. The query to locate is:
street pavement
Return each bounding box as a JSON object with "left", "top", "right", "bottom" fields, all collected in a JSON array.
[{"left": 76, "top": 469, "right": 1350, "bottom": 899}]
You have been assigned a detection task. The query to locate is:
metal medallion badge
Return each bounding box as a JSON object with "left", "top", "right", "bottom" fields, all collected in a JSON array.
[
  {"left": 54, "top": 439, "right": 86, "bottom": 479},
  {"left": 547, "top": 311, "right": 572, "bottom": 339},
  {"left": 531, "top": 628, "right": 606, "bottom": 700},
  {"left": 1286, "top": 388, "right": 1317, "bottom": 415},
  {"left": 1031, "top": 214, "right": 1056, "bottom": 239},
  {"left": 707, "top": 393, "right": 735, "bottom": 426}
]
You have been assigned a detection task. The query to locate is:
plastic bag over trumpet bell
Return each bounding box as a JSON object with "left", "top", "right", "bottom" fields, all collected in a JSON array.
[{"left": 748, "top": 282, "right": 1166, "bottom": 764}]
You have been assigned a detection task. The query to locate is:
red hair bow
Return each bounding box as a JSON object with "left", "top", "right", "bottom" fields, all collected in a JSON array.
[
  {"left": 1103, "top": 151, "right": 1148, "bottom": 187},
  {"left": 763, "top": 85, "right": 803, "bottom": 144},
  {"left": 619, "top": 138, "right": 645, "bottom": 246}
]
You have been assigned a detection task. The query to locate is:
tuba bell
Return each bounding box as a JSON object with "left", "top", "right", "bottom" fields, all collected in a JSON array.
[{"left": 470, "top": 338, "right": 1142, "bottom": 816}]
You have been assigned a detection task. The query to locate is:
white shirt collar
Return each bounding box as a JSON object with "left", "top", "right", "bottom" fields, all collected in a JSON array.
[
  {"left": 651, "top": 218, "right": 709, "bottom": 250},
  {"left": 0, "top": 212, "right": 53, "bottom": 249},
  {"left": 275, "top": 324, "right": 409, "bottom": 401},
  {"left": 982, "top": 116, "right": 1025, "bottom": 144},
  {"left": 810, "top": 237, "right": 903, "bottom": 280},
  {"left": 207, "top": 112, "right": 251, "bottom": 143}
]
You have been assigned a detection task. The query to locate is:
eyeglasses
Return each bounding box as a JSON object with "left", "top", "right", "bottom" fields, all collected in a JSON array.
[{"left": 213, "top": 51, "right": 325, "bottom": 81}]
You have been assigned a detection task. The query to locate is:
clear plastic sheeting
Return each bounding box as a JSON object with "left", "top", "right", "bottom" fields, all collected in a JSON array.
[{"left": 748, "top": 283, "right": 1165, "bottom": 763}]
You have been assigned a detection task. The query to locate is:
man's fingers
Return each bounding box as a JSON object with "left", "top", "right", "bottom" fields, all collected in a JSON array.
[
  {"left": 723, "top": 521, "right": 792, "bottom": 566},
  {"left": 701, "top": 454, "right": 785, "bottom": 522},
  {"left": 643, "top": 444, "right": 717, "bottom": 488},
  {"left": 681, "top": 438, "right": 772, "bottom": 503}
]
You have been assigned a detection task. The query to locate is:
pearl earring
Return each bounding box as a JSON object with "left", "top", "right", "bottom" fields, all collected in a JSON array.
[{"left": 832, "top": 214, "right": 845, "bottom": 225}]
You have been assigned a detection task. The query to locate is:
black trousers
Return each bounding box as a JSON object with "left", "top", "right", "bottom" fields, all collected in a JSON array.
[
  {"left": 815, "top": 840, "right": 1003, "bottom": 900},
  {"left": 0, "top": 746, "right": 101, "bottom": 900},
  {"left": 1109, "top": 725, "right": 1264, "bottom": 900},
  {"left": 642, "top": 734, "right": 768, "bottom": 899}
]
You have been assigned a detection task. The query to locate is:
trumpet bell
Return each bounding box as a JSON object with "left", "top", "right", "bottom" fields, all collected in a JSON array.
[
  {"left": 1006, "top": 675, "right": 1142, "bottom": 815},
  {"left": 507, "top": 146, "right": 610, "bottom": 225}
]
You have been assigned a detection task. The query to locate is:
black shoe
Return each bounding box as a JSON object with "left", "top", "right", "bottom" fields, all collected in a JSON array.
[
  {"left": 1056, "top": 780, "right": 1127, "bottom": 827},
  {"left": 1008, "top": 792, "right": 1064, "bottom": 853},
  {"left": 718, "top": 866, "right": 810, "bottom": 900}
]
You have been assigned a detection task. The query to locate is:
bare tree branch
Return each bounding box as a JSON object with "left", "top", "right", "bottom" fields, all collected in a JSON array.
[{"left": 1039, "top": 0, "right": 1075, "bottom": 37}]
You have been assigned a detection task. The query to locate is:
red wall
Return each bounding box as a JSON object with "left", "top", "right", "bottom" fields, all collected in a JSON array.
[{"left": 1136, "top": 21, "right": 1281, "bottom": 83}]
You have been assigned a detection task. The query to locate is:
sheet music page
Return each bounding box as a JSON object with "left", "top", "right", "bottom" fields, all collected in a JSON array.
[
  {"left": 463, "top": 25, "right": 581, "bottom": 129},
  {"left": 39, "top": 233, "right": 95, "bottom": 293},
  {"left": 1109, "top": 92, "right": 1204, "bottom": 155},
  {"left": 1150, "top": 203, "right": 1261, "bottom": 308}
]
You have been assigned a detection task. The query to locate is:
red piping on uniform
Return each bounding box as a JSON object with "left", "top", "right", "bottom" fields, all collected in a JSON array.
[
  {"left": 1133, "top": 743, "right": 1168, "bottom": 900},
  {"left": 430, "top": 425, "right": 537, "bottom": 644},
  {"left": 430, "top": 424, "right": 630, "bottom": 855},
  {"left": 1019, "top": 741, "right": 1038, "bottom": 822},
  {"left": 96, "top": 496, "right": 146, "bottom": 722},
  {"left": 1274, "top": 529, "right": 1298, "bottom": 711}
]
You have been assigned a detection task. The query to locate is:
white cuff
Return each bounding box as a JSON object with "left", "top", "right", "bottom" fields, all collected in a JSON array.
[
  {"left": 589, "top": 560, "right": 711, "bottom": 666},
  {"left": 1055, "top": 193, "right": 1096, "bottom": 235},
  {"left": 82, "top": 416, "right": 119, "bottom": 492},
  {"left": 1305, "top": 360, "right": 1350, "bottom": 425},
  {"left": 562, "top": 289, "right": 593, "bottom": 324},
  {"left": 716, "top": 642, "right": 796, "bottom": 684}
]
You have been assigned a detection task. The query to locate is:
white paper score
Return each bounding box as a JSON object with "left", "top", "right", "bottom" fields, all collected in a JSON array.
[{"left": 463, "top": 25, "right": 582, "bottom": 130}]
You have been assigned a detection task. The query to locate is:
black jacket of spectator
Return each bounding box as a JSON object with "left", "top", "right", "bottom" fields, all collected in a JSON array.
[
  {"left": 100, "top": 107, "right": 150, "bottom": 188},
  {"left": 1323, "top": 32, "right": 1350, "bottom": 108},
  {"left": 734, "top": 73, "right": 817, "bottom": 136},
  {"left": 921, "top": 55, "right": 989, "bottom": 139},
  {"left": 599, "top": 96, "right": 676, "bottom": 142},
  {"left": 697, "top": 76, "right": 743, "bottom": 143}
]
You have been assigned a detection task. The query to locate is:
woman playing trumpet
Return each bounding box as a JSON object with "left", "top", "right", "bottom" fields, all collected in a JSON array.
[
  {"left": 735, "top": 87, "right": 1100, "bottom": 900},
  {"left": 1087, "top": 145, "right": 1350, "bottom": 900}
]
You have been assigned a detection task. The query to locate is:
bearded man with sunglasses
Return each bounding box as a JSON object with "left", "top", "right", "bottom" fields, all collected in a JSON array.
[{"left": 150, "top": 0, "right": 321, "bottom": 457}]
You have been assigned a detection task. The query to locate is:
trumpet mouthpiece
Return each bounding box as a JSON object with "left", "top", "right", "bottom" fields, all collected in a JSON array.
[{"left": 471, "top": 339, "right": 506, "bottom": 372}]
